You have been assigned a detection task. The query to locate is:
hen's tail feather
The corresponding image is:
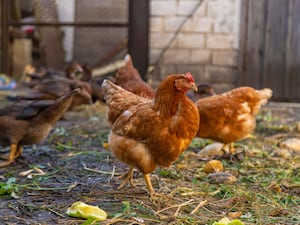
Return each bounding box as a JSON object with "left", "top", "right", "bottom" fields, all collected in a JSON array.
[
  {"left": 259, "top": 88, "right": 273, "bottom": 99},
  {"left": 258, "top": 88, "right": 273, "bottom": 105}
]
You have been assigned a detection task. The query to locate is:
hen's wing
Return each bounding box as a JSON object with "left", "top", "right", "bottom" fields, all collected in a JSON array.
[{"left": 101, "top": 79, "right": 150, "bottom": 124}]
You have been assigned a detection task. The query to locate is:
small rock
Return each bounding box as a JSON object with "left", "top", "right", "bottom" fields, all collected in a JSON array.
[
  {"left": 279, "top": 138, "right": 300, "bottom": 153},
  {"left": 273, "top": 149, "right": 291, "bottom": 159},
  {"left": 207, "top": 172, "right": 237, "bottom": 184},
  {"left": 198, "top": 142, "right": 224, "bottom": 158}
]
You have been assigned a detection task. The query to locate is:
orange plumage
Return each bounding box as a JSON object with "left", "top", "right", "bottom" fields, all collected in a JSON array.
[
  {"left": 196, "top": 86, "right": 273, "bottom": 153},
  {"left": 102, "top": 73, "right": 199, "bottom": 195}
]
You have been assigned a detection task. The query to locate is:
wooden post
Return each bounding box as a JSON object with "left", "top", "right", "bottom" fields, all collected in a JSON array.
[
  {"left": 128, "top": 0, "right": 149, "bottom": 80},
  {"left": 1, "top": 0, "right": 10, "bottom": 74}
]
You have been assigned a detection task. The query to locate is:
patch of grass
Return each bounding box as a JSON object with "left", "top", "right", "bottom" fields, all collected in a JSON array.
[
  {"left": 0, "top": 178, "right": 18, "bottom": 196},
  {"left": 256, "top": 110, "right": 296, "bottom": 134},
  {"left": 188, "top": 138, "right": 213, "bottom": 150}
]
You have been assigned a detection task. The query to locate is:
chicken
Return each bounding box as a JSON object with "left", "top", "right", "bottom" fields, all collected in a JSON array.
[
  {"left": 115, "top": 54, "right": 155, "bottom": 98},
  {"left": 102, "top": 73, "right": 199, "bottom": 195},
  {"left": 79, "top": 64, "right": 93, "bottom": 82},
  {"left": 0, "top": 88, "right": 80, "bottom": 167},
  {"left": 90, "top": 75, "right": 116, "bottom": 103},
  {"left": 196, "top": 86, "right": 273, "bottom": 154},
  {"left": 187, "top": 83, "right": 216, "bottom": 102},
  {"left": 7, "top": 74, "right": 93, "bottom": 110}
]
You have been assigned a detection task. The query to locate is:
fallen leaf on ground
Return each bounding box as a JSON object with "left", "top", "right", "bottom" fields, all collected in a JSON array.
[
  {"left": 66, "top": 201, "right": 107, "bottom": 221},
  {"left": 212, "top": 217, "right": 244, "bottom": 225},
  {"left": 203, "top": 160, "right": 223, "bottom": 173}
]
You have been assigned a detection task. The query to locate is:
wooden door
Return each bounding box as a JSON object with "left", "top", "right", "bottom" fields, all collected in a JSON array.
[{"left": 238, "top": 0, "right": 300, "bottom": 102}]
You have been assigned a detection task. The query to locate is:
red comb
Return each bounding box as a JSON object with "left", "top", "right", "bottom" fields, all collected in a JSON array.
[{"left": 185, "top": 72, "right": 194, "bottom": 82}]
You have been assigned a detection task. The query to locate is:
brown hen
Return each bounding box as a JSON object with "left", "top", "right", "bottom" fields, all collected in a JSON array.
[
  {"left": 0, "top": 88, "right": 80, "bottom": 167},
  {"left": 196, "top": 86, "right": 273, "bottom": 154},
  {"left": 7, "top": 75, "right": 93, "bottom": 110},
  {"left": 115, "top": 54, "right": 155, "bottom": 98},
  {"left": 102, "top": 73, "right": 199, "bottom": 195}
]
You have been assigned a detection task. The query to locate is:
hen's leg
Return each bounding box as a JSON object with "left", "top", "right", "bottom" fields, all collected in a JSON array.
[
  {"left": 221, "top": 143, "right": 235, "bottom": 154},
  {"left": 229, "top": 142, "right": 235, "bottom": 154},
  {"left": 143, "top": 173, "right": 154, "bottom": 196},
  {"left": 0, "top": 143, "right": 17, "bottom": 167},
  {"left": 117, "top": 167, "right": 136, "bottom": 189},
  {"left": 15, "top": 145, "right": 23, "bottom": 158}
]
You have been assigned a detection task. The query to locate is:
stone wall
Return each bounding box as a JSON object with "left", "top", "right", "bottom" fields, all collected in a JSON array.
[{"left": 149, "top": 0, "right": 241, "bottom": 93}]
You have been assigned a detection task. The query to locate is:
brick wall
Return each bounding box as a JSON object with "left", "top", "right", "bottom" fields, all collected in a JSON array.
[{"left": 149, "top": 0, "right": 241, "bottom": 93}]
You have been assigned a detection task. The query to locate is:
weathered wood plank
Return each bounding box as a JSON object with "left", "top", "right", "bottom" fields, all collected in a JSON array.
[
  {"left": 263, "top": 0, "right": 289, "bottom": 99},
  {"left": 237, "top": 0, "right": 248, "bottom": 86},
  {"left": 286, "top": 0, "right": 300, "bottom": 100},
  {"left": 236, "top": 0, "right": 300, "bottom": 101},
  {"left": 242, "top": 0, "right": 268, "bottom": 89}
]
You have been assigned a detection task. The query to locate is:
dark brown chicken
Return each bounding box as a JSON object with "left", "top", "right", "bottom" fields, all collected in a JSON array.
[
  {"left": 10, "top": 63, "right": 93, "bottom": 109},
  {"left": 102, "top": 73, "right": 199, "bottom": 195},
  {"left": 7, "top": 75, "right": 93, "bottom": 110},
  {"left": 196, "top": 86, "right": 273, "bottom": 153},
  {"left": 187, "top": 83, "right": 216, "bottom": 102},
  {"left": 0, "top": 88, "right": 80, "bottom": 167},
  {"left": 115, "top": 54, "right": 155, "bottom": 98},
  {"left": 90, "top": 75, "right": 116, "bottom": 103}
]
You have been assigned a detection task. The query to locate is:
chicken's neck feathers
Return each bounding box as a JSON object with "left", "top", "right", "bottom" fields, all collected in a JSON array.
[{"left": 153, "top": 87, "right": 188, "bottom": 117}]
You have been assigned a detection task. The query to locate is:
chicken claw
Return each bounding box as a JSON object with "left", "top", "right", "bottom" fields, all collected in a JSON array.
[
  {"left": 0, "top": 144, "right": 18, "bottom": 167},
  {"left": 221, "top": 143, "right": 235, "bottom": 154},
  {"left": 117, "top": 167, "right": 136, "bottom": 189},
  {"left": 117, "top": 168, "right": 155, "bottom": 196}
]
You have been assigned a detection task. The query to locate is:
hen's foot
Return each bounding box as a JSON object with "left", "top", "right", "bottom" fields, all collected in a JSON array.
[
  {"left": 221, "top": 143, "right": 235, "bottom": 155},
  {"left": 0, "top": 145, "right": 23, "bottom": 161},
  {"left": 117, "top": 167, "right": 136, "bottom": 189},
  {"left": 229, "top": 142, "right": 235, "bottom": 154},
  {"left": 0, "top": 144, "right": 18, "bottom": 167},
  {"left": 15, "top": 146, "right": 23, "bottom": 158},
  {"left": 0, "top": 159, "right": 15, "bottom": 167}
]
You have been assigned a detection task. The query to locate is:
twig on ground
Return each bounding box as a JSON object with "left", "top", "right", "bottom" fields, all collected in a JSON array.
[
  {"left": 47, "top": 208, "right": 66, "bottom": 218},
  {"left": 81, "top": 161, "right": 120, "bottom": 176},
  {"left": 66, "top": 182, "right": 78, "bottom": 192},
  {"left": 110, "top": 165, "right": 116, "bottom": 181},
  {"left": 155, "top": 199, "right": 194, "bottom": 215},
  {"left": 190, "top": 200, "right": 208, "bottom": 215}
]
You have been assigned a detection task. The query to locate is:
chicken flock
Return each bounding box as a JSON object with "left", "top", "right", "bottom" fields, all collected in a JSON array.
[{"left": 0, "top": 54, "right": 272, "bottom": 196}]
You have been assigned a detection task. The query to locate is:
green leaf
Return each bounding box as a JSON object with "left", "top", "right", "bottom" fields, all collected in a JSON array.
[{"left": 0, "top": 178, "right": 17, "bottom": 196}]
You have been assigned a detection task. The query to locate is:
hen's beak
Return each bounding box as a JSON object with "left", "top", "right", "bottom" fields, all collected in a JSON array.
[{"left": 191, "top": 82, "right": 198, "bottom": 92}]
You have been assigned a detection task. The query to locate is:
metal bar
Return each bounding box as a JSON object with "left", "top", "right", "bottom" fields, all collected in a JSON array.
[
  {"left": 128, "top": 0, "right": 149, "bottom": 80},
  {"left": 8, "top": 21, "right": 129, "bottom": 27},
  {"left": 1, "top": 0, "right": 9, "bottom": 74}
]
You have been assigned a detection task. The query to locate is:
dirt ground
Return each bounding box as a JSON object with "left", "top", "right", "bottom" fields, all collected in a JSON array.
[{"left": 0, "top": 95, "right": 299, "bottom": 225}]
